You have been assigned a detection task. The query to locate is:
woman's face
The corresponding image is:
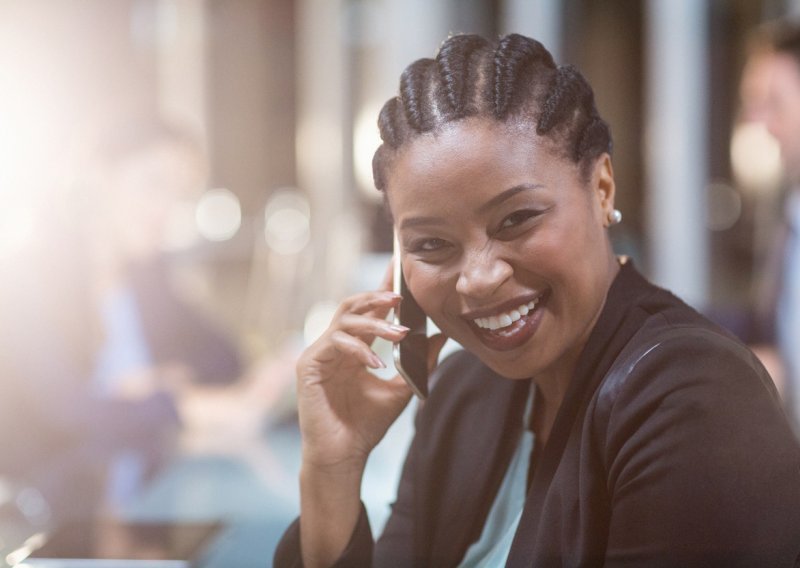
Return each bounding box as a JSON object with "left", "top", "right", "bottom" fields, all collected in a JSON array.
[{"left": 386, "top": 118, "right": 618, "bottom": 380}]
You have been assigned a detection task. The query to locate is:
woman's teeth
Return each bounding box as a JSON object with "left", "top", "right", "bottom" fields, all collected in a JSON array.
[{"left": 474, "top": 299, "right": 538, "bottom": 331}]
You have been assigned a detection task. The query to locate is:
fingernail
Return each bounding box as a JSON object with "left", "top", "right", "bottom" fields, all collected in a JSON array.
[
  {"left": 389, "top": 324, "right": 409, "bottom": 333},
  {"left": 370, "top": 354, "right": 386, "bottom": 369}
]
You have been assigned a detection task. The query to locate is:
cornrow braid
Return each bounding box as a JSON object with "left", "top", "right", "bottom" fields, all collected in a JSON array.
[
  {"left": 372, "top": 32, "right": 612, "bottom": 190},
  {"left": 436, "top": 34, "right": 492, "bottom": 119},
  {"left": 492, "top": 33, "right": 555, "bottom": 119},
  {"left": 399, "top": 58, "right": 443, "bottom": 132},
  {"left": 538, "top": 65, "right": 612, "bottom": 163},
  {"left": 376, "top": 96, "right": 406, "bottom": 149}
]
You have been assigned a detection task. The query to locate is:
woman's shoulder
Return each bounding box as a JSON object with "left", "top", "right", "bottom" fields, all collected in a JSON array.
[
  {"left": 590, "top": 301, "right": 792, "bottom": 461},
  {"left": 600, "top": 305, "right": 775, "bottom": 408},
  {"left": 585, "top": 262, "right": 771, "bottom": 412},
  {"left": 585, "top": 300, "right": 800, "bottom": 564},
  {"left": 609, "top": 262, "right": 768, "bottom": 389}
]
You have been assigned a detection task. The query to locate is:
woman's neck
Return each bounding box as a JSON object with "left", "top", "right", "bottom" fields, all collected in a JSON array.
[
  {"left": 530, "top": 360, "right": 574, "bottom": 448},
  {"left": 532, "top": 253, "right": 621, "bottom": 447}
]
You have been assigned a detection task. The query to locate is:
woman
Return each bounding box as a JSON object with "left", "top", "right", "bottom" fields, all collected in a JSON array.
[{"left": 275, "top": 34, "right": 800, "bottom": 567}]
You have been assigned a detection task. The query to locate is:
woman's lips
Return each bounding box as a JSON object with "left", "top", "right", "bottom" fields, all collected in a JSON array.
[{"left": 467, "top": 292, "right": 548, "bottom": 352}]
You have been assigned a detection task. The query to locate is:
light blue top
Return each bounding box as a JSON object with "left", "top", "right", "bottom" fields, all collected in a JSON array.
[{"left": 458, "top": 390, "right": 535, "bottom": 568}]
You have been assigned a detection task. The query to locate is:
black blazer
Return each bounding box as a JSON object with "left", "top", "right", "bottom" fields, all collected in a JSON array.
[{"left": 276, "top": 263, "right": 800, "bottom": 567}]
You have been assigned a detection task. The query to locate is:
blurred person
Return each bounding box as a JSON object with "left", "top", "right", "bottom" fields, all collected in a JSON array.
[
  {"left": 275, "top": 34, "right": 800, "bottom": 567},
  {"left": 0, "top": 115, "right": 241, "bottom": 524},
  {"left": 740, "top": 20, "right": 800, "bottom": 434}
]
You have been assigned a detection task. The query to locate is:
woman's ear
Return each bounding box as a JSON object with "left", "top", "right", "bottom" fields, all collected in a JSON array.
[{"left": 591, "top": 154, "right": 616, "bottom": 226}]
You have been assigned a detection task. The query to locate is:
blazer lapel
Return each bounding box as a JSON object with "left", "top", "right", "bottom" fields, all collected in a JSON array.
[
  {"left": 415, "top": 354, "right": 531, "bottom": 566},
  {"left": 506, "top": 262, "right": 655, "bottom": 566}
]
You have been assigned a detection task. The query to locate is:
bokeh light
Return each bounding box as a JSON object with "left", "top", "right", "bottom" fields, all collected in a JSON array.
[
  {"left": 730, "top": 121, "right": 783, "bottom": 194},
  {"left": 264, "top": 189, "right": 311, "bottom": 255},
  {"left": 195, "top": 188, "right": 242, "bottom": 242}
]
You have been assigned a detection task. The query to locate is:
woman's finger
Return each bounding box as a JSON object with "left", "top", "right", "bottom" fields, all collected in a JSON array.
[
  {"left": 335, "top": 313, "right": 409, "bottom": 343},
  {"left": 329, "top": 330, "right": 387, "bottom": 369},
  {"left": 338, "top": 290, "right": 401, "bottom": 318}
]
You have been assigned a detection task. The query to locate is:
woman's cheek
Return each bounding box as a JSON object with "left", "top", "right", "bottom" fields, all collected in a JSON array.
[
  {"left": 406, "top": 261, "right": 459, "bottom": 325},
  {"left": 412, "top": 284, "right": 438, "bottom": 318}
]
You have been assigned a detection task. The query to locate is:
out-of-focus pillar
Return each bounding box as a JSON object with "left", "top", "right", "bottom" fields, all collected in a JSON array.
[
  {"left": 645, "top": 0, "right": 709, "bottom": 308},
  {"left": 500, "top": 0, "right": 562, "bottom": 61},
  {"left": 354, "top": 0, "right": 450, "bottom": 176},
  {"left": 350, "top": 0, "right": 452, "bottom": 226},
  {"left": 296, "top": 0, "right": 350, "bottom": 303},
  {"left": 384, "top": 0, "right": 450, "bottom": 83},
  {"left": 156, "top": 0, "right": 207, "bottom": 136}
]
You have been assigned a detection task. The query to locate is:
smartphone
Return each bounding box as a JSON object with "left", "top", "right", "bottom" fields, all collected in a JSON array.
[{"left": 393, "top": 236, "right": 429, "bottom": 399}]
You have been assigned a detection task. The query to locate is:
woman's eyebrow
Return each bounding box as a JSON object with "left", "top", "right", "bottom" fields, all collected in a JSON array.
[
  {"left": 398, "top": 183, "right": 544, "bottom": 230},
  {"left": 476, "top": 183, "right": 544, "bottom": 214},
  {"left": 399, "top": 216, "right": 445, "bottom": 230}
]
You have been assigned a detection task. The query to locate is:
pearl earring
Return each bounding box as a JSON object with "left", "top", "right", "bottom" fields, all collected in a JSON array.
[{"left": 608, "top": 209, "right": 622, "bottom": 226}]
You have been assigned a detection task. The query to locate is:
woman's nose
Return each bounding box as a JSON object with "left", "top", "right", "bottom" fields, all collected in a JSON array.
[{"left": 455, "top": 249, "right": 513, "bottom": 299}]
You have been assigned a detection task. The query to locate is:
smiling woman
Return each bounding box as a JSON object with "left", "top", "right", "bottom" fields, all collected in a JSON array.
[
  {"left": 387, "top": 119, "right": 617, "bottom": 390},
  {"left": 275, "top": 34, "right": 800, "bottom": 567}
]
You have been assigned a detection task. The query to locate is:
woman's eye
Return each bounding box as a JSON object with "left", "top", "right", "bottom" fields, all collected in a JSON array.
[
  {"left": 499, "top": 210, "right": 537, "bottom": 230},
  {"left": 413, "top": 238, "right": 449, "bottom": 252}
]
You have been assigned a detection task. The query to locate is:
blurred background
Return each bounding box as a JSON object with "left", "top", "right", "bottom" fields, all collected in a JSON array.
[{"left": 0, "top": 0, "right": 798, "bottom": 565}]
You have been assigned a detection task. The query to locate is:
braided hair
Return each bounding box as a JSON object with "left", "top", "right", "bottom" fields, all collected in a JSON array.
[{"left": 372, "top": 33, "right": 612, "bottom": 191}]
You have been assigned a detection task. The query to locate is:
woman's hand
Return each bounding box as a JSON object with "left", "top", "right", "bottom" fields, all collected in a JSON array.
[
  {"left": 295, "top": 264, "right": 448, "bottom": 568},
  {"left": 296, "top": 263, "right": 449, "bottom": 568},
  {"left": 296, "top": 288, "right": 412, "bottom": 473}
]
